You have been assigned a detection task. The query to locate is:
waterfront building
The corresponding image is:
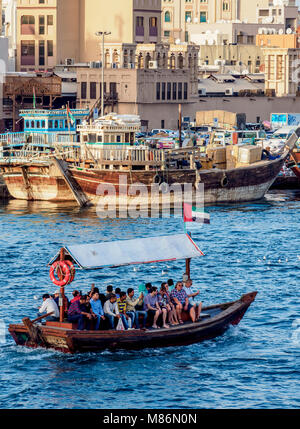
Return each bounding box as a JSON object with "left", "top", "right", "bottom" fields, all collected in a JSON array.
[
  {"left": 16, "top": 0, "right": 162, "bottom": 72},
  {"left": 263, "top": 46, "right": 300, "bottom": 96},
  {"left": 162, "top": 0, "right": 298, "bottom": 43},
  {"left": 0, "top": 72, "right": 62, "bottom": 131},
  {"left": 76, "top": 42, "right": 199, "bottom": 131}
]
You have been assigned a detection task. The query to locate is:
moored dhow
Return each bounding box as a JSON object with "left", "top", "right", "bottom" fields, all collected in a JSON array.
[{"left": 1, "top": 111, "right": 299, "bottom": 206}]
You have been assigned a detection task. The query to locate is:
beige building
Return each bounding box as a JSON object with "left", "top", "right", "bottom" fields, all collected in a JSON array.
[
  {"left": 162, "top": 0, "right": 298, "bottom": 43},
  {"left": 16, "top": 0, "right": 162, "bottom": 71},
  {"left": 256, "top": 33, "right": 300, "bottom": 49},
  {"left": 199, "top": 44, "right": 263, "bottom": 73},
  {"left": 263, "top": 47, "right": 300, "bottom": 96},
  {"left": 76, "top": 43, "right": 199, "bottom": 130}
]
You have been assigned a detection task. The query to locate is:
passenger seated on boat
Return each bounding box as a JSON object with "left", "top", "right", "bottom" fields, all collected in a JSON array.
[
  {"left": 145, "top": 283, "right": 152, "bottom": 294},
  {"left": 90, "top": 292, "right": 105, "bottom": 330},
  {"left": 105, "top": 285, "right": 114, "bottom": 300},
  {"left": 183, "top": 279, "right": 202, "bottom": 321},
  {"left": 103, "top": 293, "right": 121, "bottom": 329},
  {"left": 68, "top": 295, "right": 93, "bottom": 330},
  {"left": 170, "top": 282, "right": 196, "bottom": 324},
  {"left": 116, "top": 292, "right": 130, "bottom": 330},
  {"left": 159, "top": 283, "right": 179, "bottom": 326},
  {"left": 38, "top": 294, "right": 59, "bottom": 322},
  {"left": 53, "top": 289, "right": 70, "bottom": 311},
  {"left": 126, "top": 288, "right": 146, "bottom": 330},
  {"left": 70, "top": 290, "right": 81, "bottom": 304},
  {"left": 144, "top": 287, "right": 169, "bottom": 329},
  {"left": 115, "top": 288, "right": 121, "bottom": 299},
  {"left": 167, "top": 279, "right": 175, "bottom": 292}
]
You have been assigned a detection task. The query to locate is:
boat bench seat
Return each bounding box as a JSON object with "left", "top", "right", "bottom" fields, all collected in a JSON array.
[{"left": 46, "top": 321, "right": 77, "bottom": 329}]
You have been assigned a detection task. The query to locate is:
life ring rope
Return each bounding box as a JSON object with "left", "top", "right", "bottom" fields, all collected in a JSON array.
[{"left": 49, "top": 261, "right": 73, "bottom": 287}]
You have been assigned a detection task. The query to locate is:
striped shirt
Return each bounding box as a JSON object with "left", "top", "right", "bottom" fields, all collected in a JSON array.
[{"left": 117, "top": 299, "right": 127, "bottom": 314}]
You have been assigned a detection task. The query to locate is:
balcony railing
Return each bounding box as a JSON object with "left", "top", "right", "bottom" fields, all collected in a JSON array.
[
  {"left": 136, "top": 26, "right": 144, "bottom": 36},
  {"left": 149, "top": 27, "right": 158, "bottom": 37},
  {"left": 21, "top": 55, "right": 35, "bottom": 66}
]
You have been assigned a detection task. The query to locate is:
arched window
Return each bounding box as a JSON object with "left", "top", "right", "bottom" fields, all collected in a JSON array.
[{"left": 165, "top": 11, "right": 171, "bottom": 23}]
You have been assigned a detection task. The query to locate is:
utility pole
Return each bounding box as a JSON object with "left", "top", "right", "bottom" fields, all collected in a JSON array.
[{"left": 95, "top": 31, "right": 111, "bottom": 117}]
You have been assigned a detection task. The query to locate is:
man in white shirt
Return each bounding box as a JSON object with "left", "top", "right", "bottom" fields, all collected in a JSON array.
[
  {"left": 183, "top": 279, "right": 202, "bottom": 321},
  {"left": 103, "top": 293, "right": 121, "bottom": 329},
  {"left": 38, "top": 294, "right": 59, "bottom": 321}
]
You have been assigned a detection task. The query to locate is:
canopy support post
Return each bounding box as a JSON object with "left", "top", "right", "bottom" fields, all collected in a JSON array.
[
  {"left": 185, "top": 258, "right": 191, "bottom": 280},
  {"left": 59, "top": 248, "right": 66, "bottom": 323}
]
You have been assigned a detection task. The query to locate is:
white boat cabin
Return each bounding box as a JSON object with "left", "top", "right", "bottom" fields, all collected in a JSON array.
[{"left": 77, "top": 114, "right": 141, "bottom": 156}]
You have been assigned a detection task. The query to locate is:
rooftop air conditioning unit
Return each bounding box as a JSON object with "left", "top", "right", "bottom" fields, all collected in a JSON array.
[
  {"left": 148, "top": 60, "right": 158, "bottom": 69},
  {"left": 225, "top": 88, "right": 233, "bottom": 96},
  {"left": 65, "top": 58, "right": 74, "bottom": 66}
]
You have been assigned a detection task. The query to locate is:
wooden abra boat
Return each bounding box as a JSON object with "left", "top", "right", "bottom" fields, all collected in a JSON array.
[
  {"left": 9, "top": 234, "right": 257, "bottom": 354},
  {"left": 9, "top": 292, "right": 257, "bottom": 354}
]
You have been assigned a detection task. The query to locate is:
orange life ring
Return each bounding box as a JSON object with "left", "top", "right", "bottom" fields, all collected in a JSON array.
[{"left": 49, "top": 261, "right": 71, "bottom": 287}]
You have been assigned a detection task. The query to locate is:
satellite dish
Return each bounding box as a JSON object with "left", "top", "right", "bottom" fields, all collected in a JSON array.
[
  {"left": 279, "top": 28, "right": 284, "bottom": 35},
  {"left": 286, "top": 28, "right": 292, "bottom": 34},
  {"left": 175, "top": 38, "right": 181, "bottom": 45}
]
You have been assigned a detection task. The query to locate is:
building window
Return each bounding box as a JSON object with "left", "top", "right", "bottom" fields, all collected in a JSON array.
[
  {"left": 167, "top": 82, "right": 171, "bottom": 100},
  {"left": 39, "top": 40, "right": 45, "bottom": 66},
  {"left": 223, "top": 2, "right": 229, "bottom": 11},
  {"left": 90, "top": 82, "right": 97, "bottom": 99},
  {"left": 54, "top": 120, "right": 58, "bottom": 129},
  {"left": 184, "top": 83, "right": 188, "bottom": 100},
  {"left": 49, "top": 120, "right": 53, "bottom": 128},
  {"left": 178, "top": 82, "right": 182, "bottom": 100},
  {"left": 173, "top": 82, "right": 177, "bottom": 100},
  {"left": 39, "top": 16, "right": 45, "bottom": 35},
  {"left": 21, "top": 16, "right": 35, "bottom": 35},
  {"left": 162, "top": 82, "right": 166, "bottom": 100},
  {"left": 149, "top": 17, "right": 158, "bottom": 37},
  {"left": 156, "top": 82, "right": 160, "bottom": 100},
  {"left": 21, "top": 41, "right": 35, "bottom": 66},
  {"left": 47, "top": 40, "right": 53, "bottom": 57},
  {"left": 165, "top": 11, "right": 171, "bottom": 22},
  {"left": 164, "top": 31, "right": 170, "bottom": 37},
  {"left": 136, "top": 16, "right": 144, "bottom": 36},
  {"left": 185, "top": 12, "right": 192, "bottom": 22},
  {"left": 81, "top": 82, "right": 87, "bottom": 99},
  {"left": 200, "top": 12, "right": 207, "bottom": 23},
  {"left": 47, "top": 15, "right": 53, "bottom": 26},
  {"left": 36, "top": 121, "right": 40, "bottom": 129}
]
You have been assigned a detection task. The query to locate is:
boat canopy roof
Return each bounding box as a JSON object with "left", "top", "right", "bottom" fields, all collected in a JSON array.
[{"left": 49, "top": 234, "right": 204, "bottom": 270}]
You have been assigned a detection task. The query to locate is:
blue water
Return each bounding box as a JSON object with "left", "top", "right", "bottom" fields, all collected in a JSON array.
[{"left": 0, "top": 191, "right": 300, "bottom": 409}]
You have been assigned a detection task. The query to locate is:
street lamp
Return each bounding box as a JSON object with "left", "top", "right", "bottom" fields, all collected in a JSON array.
[{"left": 95, "top": 31, "right": 111, "bottom": 117}]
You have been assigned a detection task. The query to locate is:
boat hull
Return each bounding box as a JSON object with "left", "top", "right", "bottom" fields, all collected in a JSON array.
[
  {"left": 8, "top": 292, "right": 257, "bottom": 354},
  {"left": 69, "top": 155, "right": 285, "bottom": 205},
  {"left": 0, "top": 163, "right": 74, "bottom": 202},
  {"left": 0, "top": 152, "right": 285, "bottom": 205}
]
